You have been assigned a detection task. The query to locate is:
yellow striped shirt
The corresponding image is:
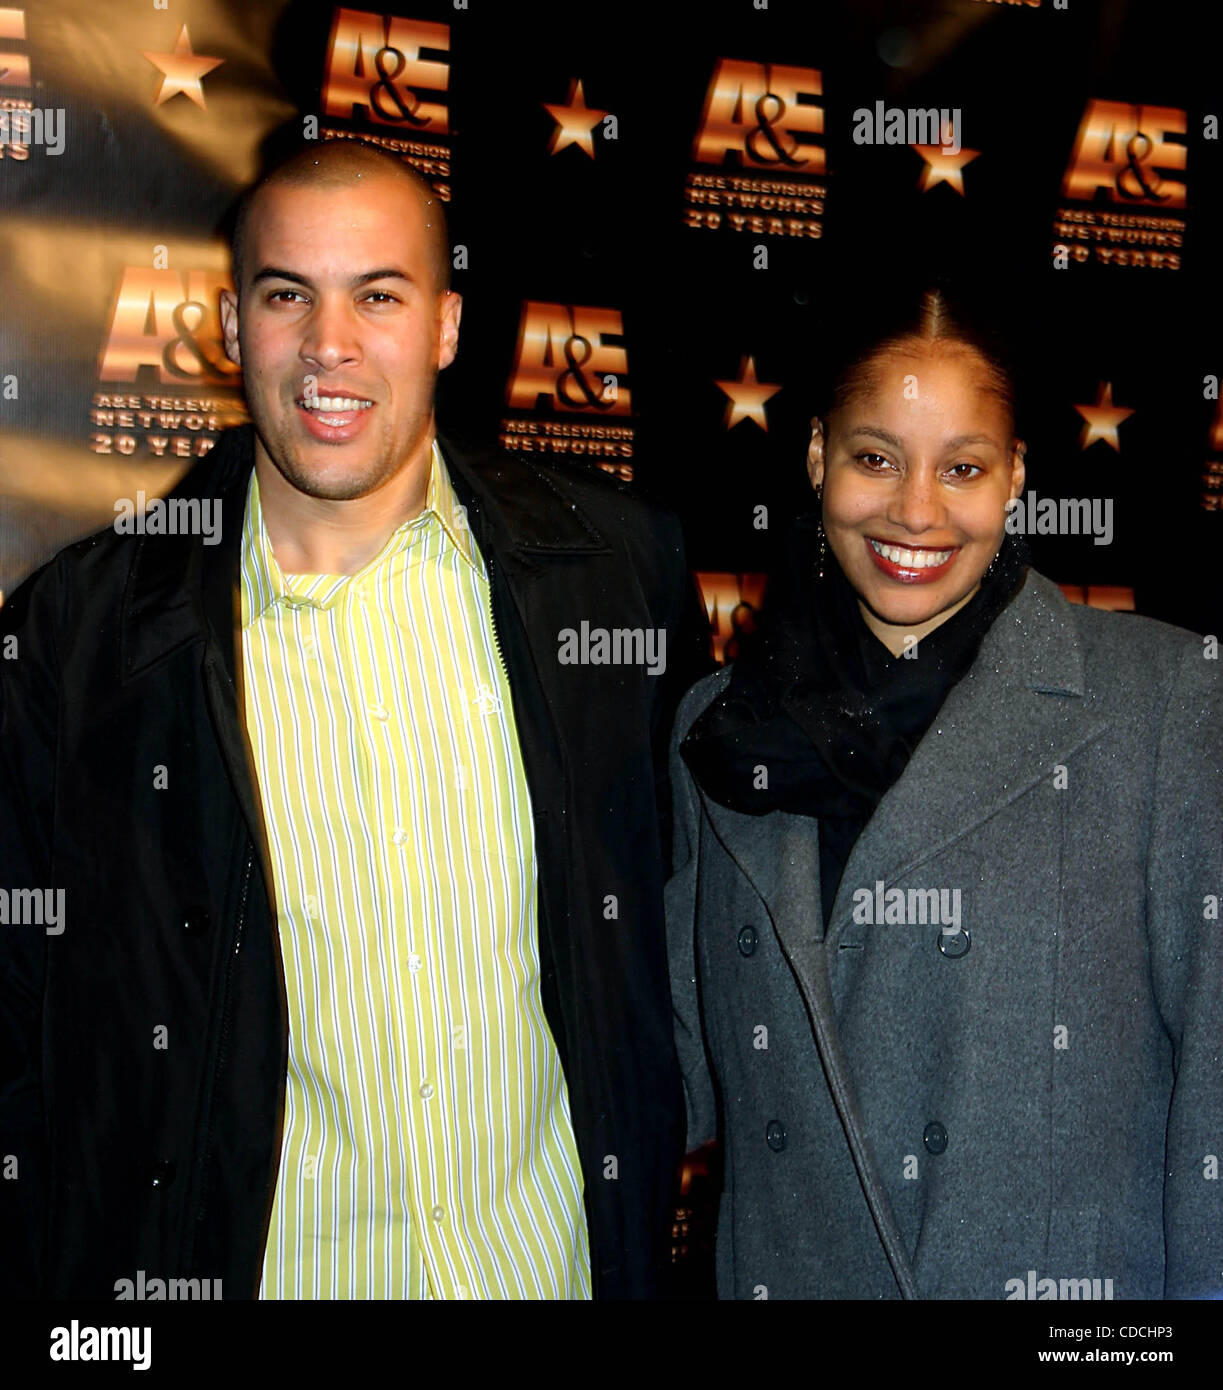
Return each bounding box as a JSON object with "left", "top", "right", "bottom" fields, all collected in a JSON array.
[{"left": 239, "top": 440, "right": 591, "bottom": 1299}]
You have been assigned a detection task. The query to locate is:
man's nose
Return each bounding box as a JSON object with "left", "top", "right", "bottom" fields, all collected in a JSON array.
[{"left": 300, "top": 298, "right": 362, "bottom": 373}]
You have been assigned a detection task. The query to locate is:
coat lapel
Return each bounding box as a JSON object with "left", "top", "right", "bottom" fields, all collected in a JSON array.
[
  {"left": 700, "top": 791, "right": 920, "bottom": 1296},
  {"left": 119, "top": 429, "right": 267, "bottom": 857},
  {"left": 826, "top": 572, "right": 1110, "bottom": 936}
]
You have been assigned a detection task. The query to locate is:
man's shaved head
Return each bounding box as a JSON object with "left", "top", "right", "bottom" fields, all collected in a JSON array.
[{"left": 229, "top": 140, "right": 450, "bottom": 295}]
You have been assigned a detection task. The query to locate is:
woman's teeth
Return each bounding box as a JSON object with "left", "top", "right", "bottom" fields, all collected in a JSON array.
[{"left": 868, "top": 539, "right": 955, "bottom": 569}]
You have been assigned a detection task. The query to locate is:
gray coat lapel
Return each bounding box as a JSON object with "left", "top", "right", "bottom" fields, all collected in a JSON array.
[
  {"left": 700, "top": 793, "right": 920, "bottom": 1296},
  {"left": 827, "top": 571, "right": 1111, "bottom": 935}
]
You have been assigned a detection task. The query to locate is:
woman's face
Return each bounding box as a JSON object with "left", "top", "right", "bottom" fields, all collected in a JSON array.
[{"left": 807, "top": 341, "right": 1025, "bottom": 656}]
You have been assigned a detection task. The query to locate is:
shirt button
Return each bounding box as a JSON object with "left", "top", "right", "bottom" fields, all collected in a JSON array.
[
  {"left": 367, "top": 702, "right": 390, "bottom": 722},
  {"left": 737, "top": 925, "right": 758, "bottom": 956},
  {"left": 923, "top": 1121, "right": 948, "bottom": 1155},
  {"left": 301, "top": 635, "right": 316, "bottom": 656},
  {"left": 407, "top": 953, "right": 423, "bottom": 973},
  {"left": 765, "top": 1119, "right": 786, "bottom": 1152},
  {"left": 391, "top": 828, "right": 409, "bottom": 846},
  {"left": 419, "top": 1082, "right": 434, "bottom": 1099},
  {"left": 431, "top": 1205, "right": 445, "bottom": 1222}
]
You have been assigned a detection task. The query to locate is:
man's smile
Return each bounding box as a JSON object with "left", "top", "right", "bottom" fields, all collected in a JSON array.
[{"left": 294, "top": 394, "right": 376, "bottom": 440}]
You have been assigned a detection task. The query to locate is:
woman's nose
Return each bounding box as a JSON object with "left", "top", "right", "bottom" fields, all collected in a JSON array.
[{"left": 889, "top": 468, "right": 943, "bottom": 535}]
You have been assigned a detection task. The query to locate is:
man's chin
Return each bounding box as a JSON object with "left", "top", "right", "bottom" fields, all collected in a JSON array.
[
  {"left": 277, "top": 464, "right": 390, "bottom": 502},
  {"left": 258, "top": 431, "right": 391, "bottom": 502}
]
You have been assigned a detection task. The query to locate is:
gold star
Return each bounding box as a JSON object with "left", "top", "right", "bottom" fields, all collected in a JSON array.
[
  {"left": 544, "top": 78, "right": 606, "bottom": 158},
  {"left": 715, "top": 356, "right": 781, "bottom": 431},
  {"left": 912, "top": 138, "right": 980, "bottom": 195},
  {"left": 142, "top": 25, "right": 223, "bottom": 110},
  {"left": 1074, "top": 381, "right": 1134, "bottom": 451}
]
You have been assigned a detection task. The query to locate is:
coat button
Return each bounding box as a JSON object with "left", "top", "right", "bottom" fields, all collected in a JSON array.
[
  {"left": 151, "top": 1159, "right": 176, "bottom": 1189},
  {"left": 737, "top": 925, "right": 758, "bottom": 956},
  {"left": 923, "top": 1122, "right": 948, "bottom": 1155},
  {"left": 765, "top": 1119, "right": 786, "bottom": 1152},
  {"left": 937, "top": 927, "right": 970, "bottom": 958},
  {"left": 182, "top": 912, "right": 211, "bottom": 937}
]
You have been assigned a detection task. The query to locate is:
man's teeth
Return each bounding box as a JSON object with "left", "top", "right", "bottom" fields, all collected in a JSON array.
[
  {"left": 869, "top": 539, "right": 955, "bottom": 569},
  {"left": 298, "top": 396, "right": 373, "bottom": 411}
]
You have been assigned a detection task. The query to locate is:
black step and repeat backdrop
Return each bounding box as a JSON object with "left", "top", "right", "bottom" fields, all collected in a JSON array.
[{"left": 2, "top": 0, "right": 1220, "bottom": 648}]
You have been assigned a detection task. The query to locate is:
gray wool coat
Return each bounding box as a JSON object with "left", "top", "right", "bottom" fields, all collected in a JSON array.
[{"left": 665, "top": 570, "right": 1223, "bottom": 1300}]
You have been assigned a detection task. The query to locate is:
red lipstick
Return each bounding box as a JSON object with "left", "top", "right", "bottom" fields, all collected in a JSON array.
[{"left": 865, "top": 536, "right": 960, "bottom": 585}]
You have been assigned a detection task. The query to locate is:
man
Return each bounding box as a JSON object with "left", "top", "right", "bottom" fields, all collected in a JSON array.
[{"left": 0, "top": 140, "right": 708, "bottom": 1299}]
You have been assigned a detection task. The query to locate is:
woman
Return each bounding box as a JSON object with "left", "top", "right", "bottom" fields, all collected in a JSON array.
[{"left": 665, "top": 281, "right": 1223, "bottom": 1300}]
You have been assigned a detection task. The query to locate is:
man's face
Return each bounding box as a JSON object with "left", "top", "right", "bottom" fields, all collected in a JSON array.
[{"left": 220, "top": 175, "right": 460, "bottom": 501}]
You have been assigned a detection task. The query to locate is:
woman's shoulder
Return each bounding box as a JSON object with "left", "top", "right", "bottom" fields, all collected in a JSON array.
[
  {"left": 673, "top": 663, "right": 734, "bottom": 743},
  {"left": 1020, "top": 569, "right": 1217, "bottom": 706},
  {"left": 1025, "top": 568, "right": 1204, "bottom": 654}
]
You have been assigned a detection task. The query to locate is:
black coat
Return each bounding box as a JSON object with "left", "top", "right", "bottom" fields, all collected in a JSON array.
[{"left": 0, "top": 424, "right": 709, "bottom": 1300}]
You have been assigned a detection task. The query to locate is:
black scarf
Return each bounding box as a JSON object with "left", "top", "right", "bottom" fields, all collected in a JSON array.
[{"left": 680, "top": 515, "right": 1029, "bottom": 923}]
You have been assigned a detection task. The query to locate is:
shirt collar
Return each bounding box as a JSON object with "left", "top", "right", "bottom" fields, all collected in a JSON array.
[
  {"left": 426, "top": 438, "right": 480, "bottom": 573},
  {"left": 240, "top": 438, "right": 482, "bottom": 625}
]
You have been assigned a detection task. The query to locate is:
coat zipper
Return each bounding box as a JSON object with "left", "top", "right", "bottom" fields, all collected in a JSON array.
[
  {"left": 484, "top": 550, "right": 511, "bottom": 685},
  {"left": 191, "top": 846, "right": 254, "bottom": 1241}
]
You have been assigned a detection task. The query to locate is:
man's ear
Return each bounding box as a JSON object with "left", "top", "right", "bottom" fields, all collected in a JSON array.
[
  {"left": 806, "top": 416, "right": 826, "bottom": 491},
  {"left": 438, "top": 291, "right": 462, "bottom": 371},
  {"left": 219, "top": 289, "right": 241, "bottom": 368}
]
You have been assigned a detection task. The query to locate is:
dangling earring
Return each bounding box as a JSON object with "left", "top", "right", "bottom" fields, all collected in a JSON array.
[
  {"left": 983, "top": 538, "right": 1004, "bottom": 580},
  {"left": 815, "top": 483, "right": 827, "bottom": 581},
  {"left": 990, "top": 447, "right": 1024, "bottom": 580}
]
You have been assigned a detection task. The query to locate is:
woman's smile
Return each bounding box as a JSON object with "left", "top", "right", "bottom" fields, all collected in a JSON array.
[{"left": 865, "top": 536, "right": 961, "bottom": 583}]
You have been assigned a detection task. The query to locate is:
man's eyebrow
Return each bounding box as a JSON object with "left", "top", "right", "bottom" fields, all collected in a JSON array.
[
  {"left": 352, "top": 268, "right": 415, "bottom": 286},
  {"left": 847, "top": 426, "right": 999, "bottom": 451},
  {"left": 248, "top": 267, "right": 416, "bottom": 288}
]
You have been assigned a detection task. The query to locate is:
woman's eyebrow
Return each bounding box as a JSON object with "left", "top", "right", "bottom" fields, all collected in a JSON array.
[
  {"left": 943, "top": 433, "right": 999, "bottom": 450},
  {"left": 847, "top": 426, "right": 903, "bottom": 447},
  {"left": 846, "top": 426, "right": 999, "bottom": 451}
]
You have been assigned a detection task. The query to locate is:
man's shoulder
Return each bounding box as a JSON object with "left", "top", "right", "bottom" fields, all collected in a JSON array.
[
  {"left": 440, "top": 433, "right": 682, "bottom": 549},
  {"left": 2, "top": 521, "right": 129, "bottom": 635},
  {"left": 2, "top": 429, "right": 250, "bottom": 634}
]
